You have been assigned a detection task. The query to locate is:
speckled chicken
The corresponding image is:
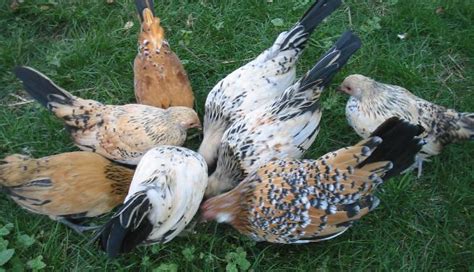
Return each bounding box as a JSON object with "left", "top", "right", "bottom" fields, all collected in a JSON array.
[
  {"left": 199, "top": 0, "right": 342, "bottom": 169},
  {"left": 202, "top": 118, "right": 425, "bottom": 243},
  {"left": 0, "top": 152, "right": 134, "bottom": 233},
  {"left": 134, "top": 0, "right": 194, "bottom": 108},
  {"left": 98, "top": 146, "right": 208, "bottom": 258},
  {"left": 205, "top": 31, "right": 361, "bottom": 197},
  {"left": 14, "top": 66, "right": 201, "bottom": 165},
  {"left": 340, "top": 74, "right": 474, "bottom": 176}
]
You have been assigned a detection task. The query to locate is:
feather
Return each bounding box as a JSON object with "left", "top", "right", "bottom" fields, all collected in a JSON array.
[
  {"left": 206, "top": 31, "right": 361, "bottom": 197},
  {"left": 199, "top": 0, "right": 342, "bottom": 169},
  {"left": 134, "top": 0, "right": 194, "bottom": 108},
  {"left": 97, "top": 146, "right": 208, "bottom": 257},
  {"left": 0, "top": 152, "right": 134, "bottom": 231},
  {"left": 202, "top": 118, "right": 424, "bottom": 243},
  {"left": 14, "top": 66, "right": 200, "bottom": 165},
  {"left": 341, "top": 74, "right": 471, "bottom": 175}
]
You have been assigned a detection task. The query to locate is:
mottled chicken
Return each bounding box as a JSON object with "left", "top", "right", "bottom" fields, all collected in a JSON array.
[
  {"left": 14, "top": 66, "right": 201, "bottom": 165},
  {"left": 134, "top": 0, "right": 194, "bottom": 108},
  {"left": 205, "top": 31, "right": 361, "bottom": 197},
  {"left": 340, "top": 74, "right": 474, "bottom": 176},
  {"left": 199, "top": 0, "right": 342, "bottom": 169},
  {"left": 202, "top": 118, "right": 425, "bottom": 243},
  {"left": 98, "top": 146, "right": 208, "bottom": 258},
  {"left": 0, "top": 152, "right": 134, "bottom": 233}
]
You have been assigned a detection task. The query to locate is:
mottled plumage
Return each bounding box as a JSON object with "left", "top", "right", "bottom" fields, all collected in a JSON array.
[
  {"left": 134, "top": 0, "right": 194, "bottom": 108},
  {"left": 14, "top": 66, "right": 201, "bottom": 165},
  {"left": 98, "top": 146, "right": 208, "bottom": 258},
  {"left": 340, "top": 74, "right": 474, "bottom": 175},
  {"left": 205, "top": 31, "right": 361, "bottom": 197},
  {"left": 0, "top": 152, "right": 134, "bottom": 232},
  {"left": 202, "top": 118, "right": 425, "bottom": 243},
  {"left": 199, "top": 0, "right": 342, "bottom": 169}
]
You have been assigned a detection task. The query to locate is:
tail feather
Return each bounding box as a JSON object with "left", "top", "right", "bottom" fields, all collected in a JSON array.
[
  {"left": 358, "top": 117, "right": 425, "bottom": 179},
  {"left": 14, "top": 66, "right": 74, "bottom": 109},
  {"left": 298, "top": 30, "right": 361, "bottom": 92},
  {"left": 135, "top": 0, "right": 154, "bottom": 21},
  {"left": 279, "top": 0, "right": 342, "bottom": 52},
  {"left": 14, "top": 66, "right": 102, "bottom": 130},
  {"left": 98, "top": 192, "right": 153, "bottom": 258}
]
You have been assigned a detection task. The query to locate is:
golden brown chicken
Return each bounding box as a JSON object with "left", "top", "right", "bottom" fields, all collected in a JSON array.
[
  {"left": 14, "top": 66, "right": 201, "bottom": 165},
  {"left": 134, "top": 0, "right": 194, "bottom": 108},
  {"left": 0, "top": 152, "right": 134, "bottom": 233},
  {"left": 202, "top": 118, "right": 425, "bottom": 243},
  {"left": 340, "top": 74, "right": 474, "bottom": 176}
]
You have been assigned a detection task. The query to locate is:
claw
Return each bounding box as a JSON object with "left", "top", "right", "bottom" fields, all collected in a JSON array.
[
  {"left": 416, "top": 157, "right": 424, "bottom": 178},
  {"left": 58, "top": 218, "right": 101, "bottom": 234}
]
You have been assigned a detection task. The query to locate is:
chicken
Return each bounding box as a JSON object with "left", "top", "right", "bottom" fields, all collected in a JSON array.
[
  {"left": 134, "top": 0, "right": 194, "bottom": 108},
  {"left": 202, "top": 118, "right": 425, "bottom": 243},
  {"left": 199, "top": 0, "right": 343, "bottom": 170},
  {"left": 205, "top": 31, "right": 361, "bottom": 197},
  {"left": 339, "top": 74, "right": 474, "bottom": 176},
  {"left": 0, "top": 152, "right": 134, "bottom": 233},
  {"left": 98, "top": 146, "right": 208, "bottom": 258},
  {"left": 14, "top": 66, "right": 201, "bottom": 165}
]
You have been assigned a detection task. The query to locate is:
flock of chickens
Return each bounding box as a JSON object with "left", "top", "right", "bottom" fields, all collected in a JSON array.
[{"left": 2, "top": 0, "right": 473, "bottom": 258}]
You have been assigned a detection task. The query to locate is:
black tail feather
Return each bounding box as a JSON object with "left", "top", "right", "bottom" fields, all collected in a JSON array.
[
  {"left": 358, "top": 117, "right": 425, "bottom": 179},
  {"left": 13, "top": 66, "right": 74, "bottom": 109},
  {"left": 299, "top": 30, "right": 361, "bottom": 92},
  {"left": 299, "top": 0, "right": 342, "bottom": 34},
  {"left": 98, "top": 192, "right": 153, "bottom": 258},
  {"left": 135, "top": 0, "right": 154, "bottom": 21},
  {"left": 279, "top": 0, "right": 342, "bottom": 51}
]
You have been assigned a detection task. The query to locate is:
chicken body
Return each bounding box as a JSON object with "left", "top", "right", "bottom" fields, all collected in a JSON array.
[
  {"left": 199, "top": 0, "right": 342, "bottom": 169},
  {"left": 134, "top": 0, "right": 194, "bottom": 108},
  {"left": 99, "top": 146, "right": 208, "bottom": 258},
  {"left": 202, "top": 118, "right": 424, "bottom": 243},
  {"left": 205, "top": 31, "right": 361, "bottom": 197},
  {"left": 0, "top": 152, "right": 134, "bottom": 232},
  {"left": 340, "top": 74, "right": 474, "bottom": 174},
  {"left": 14, "top": 66, "right": 201, "bottom": 165}
]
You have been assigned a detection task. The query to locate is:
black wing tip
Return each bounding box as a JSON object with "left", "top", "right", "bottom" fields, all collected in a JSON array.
[
  {"left": 13, "top": 66, "right": 36, "bottom": 80},
  {"left": 98, "top": 192, "right": 153, "bottom": 258},
  {"left": 334, "top": 30, "right": 362, "bottom": 58},
  {"left": 299, "top": 0, "right": 343, "bottom": 32},
  {"left": 299, "top": 30, "right": 361, "bottom": 90},
  {"left": 369, "top": 117, "right": 424, "bottom": 139},
  {"left": 360, "top": 117, "right": 425, "bottom": 178}
]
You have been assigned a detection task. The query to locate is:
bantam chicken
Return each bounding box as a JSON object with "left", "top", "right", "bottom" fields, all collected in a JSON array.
[
  {"left": 202, "top": 118, "right": 425, "bottom": 243},
  {"left": 98, "top": 146, "right": 208, "bottom": 258},
  {"left": 14, "top": 66, "right": 201, "bottom": 165},
  {"left": 339, "top": 74, "right": 474, "bottom": 176},
  {"left": 0, "top": 152, "right": 134, "bottom": 233},
  {"left": 205, "top": 31, "right": 361, "bottom": 197},
  {"left": 199, "top": 0, "right": 342, "bottom": 169},
  {"left": 134, "top": 0, "right": 194, "bottom": 108}
]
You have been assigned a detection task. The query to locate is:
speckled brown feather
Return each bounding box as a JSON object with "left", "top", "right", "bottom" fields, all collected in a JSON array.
[
  {"left": 0, "top": 152, "right": 134, "bottom": 220},
  {"left": 14, "top": 66, "right": 201, "bottom": 165},
  {"left": 202, "top": 119, "right": 424, "bottom": 243},
  {"left": 134, "top": 0, "right": 194, "bottom": 108},
  {"left": 203, "top": 141, "right": 387, "bottom": 243}
]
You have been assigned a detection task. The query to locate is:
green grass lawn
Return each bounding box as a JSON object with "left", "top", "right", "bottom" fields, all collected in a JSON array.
[{"left": 1, "top": 0, "right": 473, "bottom": 270}]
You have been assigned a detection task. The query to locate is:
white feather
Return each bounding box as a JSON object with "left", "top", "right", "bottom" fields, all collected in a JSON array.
[{"left": 126, "top": 146, "right": 208, "bottom": 244}]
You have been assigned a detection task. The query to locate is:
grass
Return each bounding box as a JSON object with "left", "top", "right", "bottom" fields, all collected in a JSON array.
[{"left": 0, "top": 0, "right": 473, "bottom": 270}]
